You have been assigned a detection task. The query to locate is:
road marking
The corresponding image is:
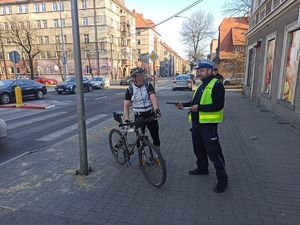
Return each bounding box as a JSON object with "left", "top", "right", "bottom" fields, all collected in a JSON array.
[
  {"left": 1, "top": 109, "right": 45, "bottom": 122},
  {"left": 12, "top": 114, "right": 78, "bottom": 139},
  {"left": 37, "top": 114, "right": 108, "bottom": 142},
  {"left": 116, "top": 92, "right": 124, "bottom": 96},
  {"left": 8, "top": 111, "right": 68, "bottom": 130},
  {"left": 94, "top": 96, "right": 108, "bottom": 101}
]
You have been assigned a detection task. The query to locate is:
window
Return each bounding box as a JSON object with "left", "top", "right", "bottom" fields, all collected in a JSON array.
[
  {"left": 34, "top": 4, "right": 40, "bottom": 12},
  {"left": 6, "top": 6, "right": 12, "bottom": 14},
  {"left": 262, "top": 36, "right": 276, "bottom": 95},
  {"left": 83, "top": 34, "right": 89, "bottom": 43},
  {"left": 59, "top": 1, "right": 64, "bottom": 11},
  {"left": 23, "top": 5, "right": 28, "bottom": 13},
  {"left": 61, "top": 19, "right": 65, "bottom": 27},
  {"left": 55, "top": 35, "right": 61, "bottom": 44},
  {"left": 82, "top": 17, "right": 89, "bottom": 26},
  {"left": 63, "top": 35, "right": 67, "bottom": 43},
  {"left": 54, "top": 19, "right": 60, "bottom": 28},
  {"left": 44, "top": 36, "right": 49, "bottom": 44},
  {"left": 6, "top": 38, "right": 11, "bottom": 45},
  {"left": 136, "top": 29, "right": 141, "bottom": 35},
  {"left": 41, "top": 3, "right": 46, "bottom": 12},
  {"left": 46, "top": 66, "right": 52, "bottom": 74},
  {"left": 17, "top": 5, "right": 23, "bottom": 13},
  {"left": 1, "top": 7, "right": 6, "bottom": 15},
  {"left": 279, "top": 26, "right": 300, "bottom": 104},
  {"left": 137, "top": 39, "right": 141, "bottom": 45},
  {"left": 86, "top": 66, "right": 91, "bottom": 74},
  {"left": 36, "top": 20, "right": 41, "bottom": 28},
  {"left": 38, "top": 36, "right": 43, "bottom": 44},
  {"left": 42, "top": 20, "right": 47, "bottom": 28},
  {"left": 46, "top": 52, "right": 51, "bottom": 59},
  {"left": 82, "top": 0, "right": 88, "bottom": 9},
  {"left": 52, "top": 2, "right": 58, "bottom": 11}
]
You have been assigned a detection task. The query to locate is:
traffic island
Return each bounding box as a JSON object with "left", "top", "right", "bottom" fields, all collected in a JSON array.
[{"left": 0, "top": 104, "right": 55, "bottom": 110}]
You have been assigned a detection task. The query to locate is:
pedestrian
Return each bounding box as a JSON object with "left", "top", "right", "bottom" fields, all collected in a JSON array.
[
  {"left": 123, "top": 67, "right": 161, "bottom": 148},
  {"left": 212, "top": 67, "right": 224, "bottom": 83},
  {"left": 175, "top": 59, "right": 228, "bottom": 193}
]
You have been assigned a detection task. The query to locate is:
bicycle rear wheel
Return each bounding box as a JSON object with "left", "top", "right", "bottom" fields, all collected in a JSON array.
[
  {"left": 138, "top": 141, "right": 167, "bottom": 187},
  {"left": 109, "top": 129, "right": 127, "bottom": 165}
]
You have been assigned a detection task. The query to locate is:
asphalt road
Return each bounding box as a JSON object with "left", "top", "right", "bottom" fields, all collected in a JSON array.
[{"left": 0, "top": 78, "right": 173, "bottom": 164}]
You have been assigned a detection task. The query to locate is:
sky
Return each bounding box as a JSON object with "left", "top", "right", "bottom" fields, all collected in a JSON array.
[{"left": 125, "top": 0, "right": 227, "bottom": 59}]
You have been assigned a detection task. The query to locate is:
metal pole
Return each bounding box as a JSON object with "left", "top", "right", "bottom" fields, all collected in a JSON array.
[
  {"left": 153, "top": 61, "right": 155, "bottom": 90},
  {"left": 70, "top": 0, "right": 89, "bottom": 176},
  {"left": 59, "top": 0, "right": 68, "bottom": 80},
  {"left": 93, "top": 0, "right": 100, "bottom": 76}
]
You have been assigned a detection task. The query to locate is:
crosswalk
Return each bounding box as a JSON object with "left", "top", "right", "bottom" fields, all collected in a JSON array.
[{"left": 0, "top": 107, "right": 109, "bottom": 143}]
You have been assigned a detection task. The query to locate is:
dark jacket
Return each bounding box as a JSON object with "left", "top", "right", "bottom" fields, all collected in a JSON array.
[{"left": 183, "top": 75, "right": 225, "bottom": 122}]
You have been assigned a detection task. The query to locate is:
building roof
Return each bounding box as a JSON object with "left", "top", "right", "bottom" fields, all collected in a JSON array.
[
  {"left": 161, "top": 41, "right": 181, "bottom": 59},
  {"left": 219, "top": 17, "right": 249, "bottom": 59}
]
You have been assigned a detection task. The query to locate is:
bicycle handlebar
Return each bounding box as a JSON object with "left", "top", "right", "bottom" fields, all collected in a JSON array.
[{"left": 119, "top": 115, "right": 158, "bottom": 128}]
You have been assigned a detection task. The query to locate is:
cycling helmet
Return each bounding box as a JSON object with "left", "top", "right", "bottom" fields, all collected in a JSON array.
[{"left": 130, "top": 67, "right": 145, "bottom": 77}]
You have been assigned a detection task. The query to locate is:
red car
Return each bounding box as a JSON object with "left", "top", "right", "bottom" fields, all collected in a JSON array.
[{"left": 34, "top": 77, "right": 58, "bottom": 85}]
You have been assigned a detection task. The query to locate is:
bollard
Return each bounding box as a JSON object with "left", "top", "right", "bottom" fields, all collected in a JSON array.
[{"left": 15, "top": 86, "right": 23, "bottom": 108}]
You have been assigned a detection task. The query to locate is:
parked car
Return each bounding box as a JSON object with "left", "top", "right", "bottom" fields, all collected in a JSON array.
[
  {"left": 223, "top": 73, "right": 244, "bottom": 86},
  {"left": 55, "top": 77, "right": 93, "bottom": 94},
  {"left": 119, "top": 76, "right": 133, "bottom": 85},
  {"left": 0, "top": 119, "right": 7, "bottom": 140},
  {"left": 91, "top": 76, "right": 110, "bottom": 89},
  {"left": 34, "top": 76, "right": 58, "bottom": 85},
  {"left": 172, "top": 74, "right": 193, "bottom": 91},
  {"left": 0, "top": 79, "right": 47, "bottom": 104}
]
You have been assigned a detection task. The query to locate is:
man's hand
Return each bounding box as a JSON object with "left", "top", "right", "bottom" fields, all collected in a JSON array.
[
  {"left": 155, "top": 109, "right": 162, "bottom": 118},
  {"left": 191, "top": 105, "right": 199, "bottom": 112},
  {"left": 175, "top": 103, "right": 184, "bottom": 110}
]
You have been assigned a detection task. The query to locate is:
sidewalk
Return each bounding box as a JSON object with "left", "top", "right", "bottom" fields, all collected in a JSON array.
[{"left": 0, "top": 89, "right": 299, "bottom": 225}]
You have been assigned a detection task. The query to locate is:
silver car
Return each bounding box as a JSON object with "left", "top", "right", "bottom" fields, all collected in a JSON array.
[
  {"left": 91, "top": 77, "right": 110, "bottom": 89},
  {"left": 172, "top": 75, "right": 193, "bottom": 91},
  {"left": 223, "top": 73, "right": 244, "bottom": 86}
]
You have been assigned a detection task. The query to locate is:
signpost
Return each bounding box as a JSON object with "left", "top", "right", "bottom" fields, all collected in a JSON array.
[
  {"left": 9, "top": 51, "right": 22, "bottom": 107},
  {"left": 149, "top": 50, "right": 159, "bottom": 90},
  {"left": 71, "top": 0, "right": 89, "bottom": 176}
]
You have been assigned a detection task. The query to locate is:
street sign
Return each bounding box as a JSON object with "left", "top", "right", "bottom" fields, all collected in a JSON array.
[
  {"left": 9, "top": 51, "right": 20, "bottom": 64},
  {"left": 54, "top": 65, "right": 60, "bottom": 71},
  {"left": 149, "top": 51, "right": 159, "bottom": 62}
]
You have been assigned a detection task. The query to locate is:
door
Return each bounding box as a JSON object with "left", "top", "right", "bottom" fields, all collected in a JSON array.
[{"left": 22, "top": 80, "right": 35, "bottom": 97}]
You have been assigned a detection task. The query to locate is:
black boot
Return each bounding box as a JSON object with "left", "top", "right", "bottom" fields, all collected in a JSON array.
[
  {"left": 188, "top": 168, "right": 209, "bottom": 175},
  {"left": 213, "top": 183, "right": 227, "bottom": 193}
]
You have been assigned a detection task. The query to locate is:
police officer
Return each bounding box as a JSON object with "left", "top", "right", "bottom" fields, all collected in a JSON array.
[
  {"left": 123, "top": 67, "right": 161, "bottom": 147},
  {"left": 176, "top": 59, "right": 228, "bottom": 193}
]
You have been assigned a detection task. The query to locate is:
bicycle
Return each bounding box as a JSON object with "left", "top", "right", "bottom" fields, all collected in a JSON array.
[{"left": 109, "top": 112, "right": 167, "bottom": 187}]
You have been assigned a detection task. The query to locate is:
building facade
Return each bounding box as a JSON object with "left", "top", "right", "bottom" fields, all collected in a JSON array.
[
  {"left": 216, "top": 17, "right": 249, "bottom": 77},
  {"left": 0, "top": 0, "right": 137, "bottom": 81},
  {"left": 245, "top": 0, "right": 300, "bottom": 128}
]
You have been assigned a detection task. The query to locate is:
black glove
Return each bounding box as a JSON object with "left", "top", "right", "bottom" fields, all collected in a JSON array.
[{"left": 155, "top": 109, "right": 162, "bottom": 117}]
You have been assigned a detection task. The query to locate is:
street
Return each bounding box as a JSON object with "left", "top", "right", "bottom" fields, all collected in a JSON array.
[{"left": 0, "top": 79, "right": 172, "bottom": 164}]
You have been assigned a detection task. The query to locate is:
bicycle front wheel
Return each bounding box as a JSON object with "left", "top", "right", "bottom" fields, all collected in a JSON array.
[
  {"left": 138, "top": 141, "right": 167, "bottom": 187},
  {"left": 109, "top": 129, "right": 127, "bottom": 165}
]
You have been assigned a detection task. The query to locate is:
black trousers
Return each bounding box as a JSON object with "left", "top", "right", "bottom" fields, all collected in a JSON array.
[
  {"left": 135, "top": 112, "right": 160, "bottom": 147},
  {"left": 192, "top": 122, "right": 228, "bottom": 184}
]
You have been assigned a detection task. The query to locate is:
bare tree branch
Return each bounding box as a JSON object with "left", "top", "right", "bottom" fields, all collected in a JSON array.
[
  {"left": 222, "top": 0, "right": 251, "bottom": 17},
  {"left": 180, "top": 10, "right": 215, "bottom": 60}
]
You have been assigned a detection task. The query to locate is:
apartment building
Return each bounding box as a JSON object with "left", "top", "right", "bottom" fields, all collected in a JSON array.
[
  {"left": 245, "top": 0, "right": 300, "bottom": 128},
  {"left": 0, "top": 0, "right": 137, "bottom": 81}
]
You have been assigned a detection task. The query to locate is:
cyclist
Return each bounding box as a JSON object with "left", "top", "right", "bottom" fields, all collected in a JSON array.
[{"left": 123, "top": 67, "right": 161, "bottom": 148}]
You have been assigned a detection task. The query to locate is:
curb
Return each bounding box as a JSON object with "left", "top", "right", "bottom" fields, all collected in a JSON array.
[{"left": 0, "top": 104, "right": 55, "bottom": 110}]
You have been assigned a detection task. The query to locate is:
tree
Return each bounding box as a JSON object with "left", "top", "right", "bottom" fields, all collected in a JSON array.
[
  {"left": 223, "top": 0, "right": 251, "bottom": 17},
  {"left": 180, "top": 10, "right": 215, "bottom": 62},
  {"left": 3, "top": 17, "right": 40, "bottom": 80}
]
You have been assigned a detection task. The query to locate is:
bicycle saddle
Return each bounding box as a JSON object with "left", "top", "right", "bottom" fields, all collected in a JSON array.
[{"left": 113, "top": 111, "right": 123, "bottom": 124}]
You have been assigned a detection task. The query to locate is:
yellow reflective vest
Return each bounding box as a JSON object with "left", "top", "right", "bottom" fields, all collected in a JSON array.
[{"left": 188, "top": 78, "right": 224, "bottom": 123}]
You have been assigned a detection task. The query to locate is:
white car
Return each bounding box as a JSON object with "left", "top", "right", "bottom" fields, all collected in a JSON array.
[
  {"left": 0, "top": 119, "right": 7, "bottom": 140},
  {"left": 90, "top": 77, "right": 110, "bottom": 89}
]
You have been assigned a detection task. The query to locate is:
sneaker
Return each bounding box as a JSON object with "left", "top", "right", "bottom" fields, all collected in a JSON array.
[
  {"left": 188, "top": 168, "right": 209, "bottom": 175},
  {"left": 213, "top": 183, "right": 227, "bottom": 193}
]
